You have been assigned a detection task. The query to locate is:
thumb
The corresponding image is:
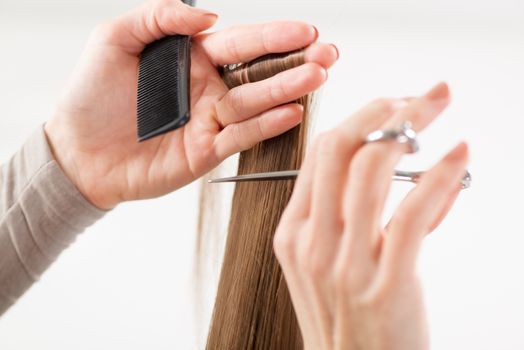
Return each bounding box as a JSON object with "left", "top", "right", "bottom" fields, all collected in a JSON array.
[{"left": 94, "top": 0, "right": 218, "bottom": 53}]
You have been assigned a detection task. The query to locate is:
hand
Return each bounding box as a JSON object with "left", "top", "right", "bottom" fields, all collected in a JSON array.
[
  {"left": 274, "top": 82, "right": 469, "bottom": 350},
  {"left": 45, "top": 0, "right": 339, "bottom": 209}
]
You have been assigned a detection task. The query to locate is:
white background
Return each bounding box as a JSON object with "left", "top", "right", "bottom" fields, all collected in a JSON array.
[{"left": 0, "top": 0, "right": 523, "bottom": 349}]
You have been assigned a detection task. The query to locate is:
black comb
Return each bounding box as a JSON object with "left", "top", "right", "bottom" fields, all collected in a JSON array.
[{"left": 136, "top": 0, "right": 195, "bottom": 142}]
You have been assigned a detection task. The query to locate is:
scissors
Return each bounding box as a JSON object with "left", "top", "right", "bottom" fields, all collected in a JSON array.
[
  {"left": 209, "top": 169, "right": 472, "bottom": 189},
  {"left": 209, "top": 121, "right": 472, "bottom": 189}
]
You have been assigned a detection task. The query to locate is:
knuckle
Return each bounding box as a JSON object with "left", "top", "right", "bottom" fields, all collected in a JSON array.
[
  {"left": 230, "top": 123, "right": 248, "bottom": 151},
  {"left": 332, "top": 253, "right": 370, "bottom": 294},
  {"left": 151, "top": 0, "right": 198, "bottom": 37},
  {"left": 224, "top": 34, "right": 241, "bottom": 62},
  {"left": 273, "top": 229, "right": 295, "bottom": 264},
  {"left": 355, "top": 291, "right": 383, "bottom": 313},
  {"left": 148, "top": 8, "right": 164, "bottom": 36},
  {"left": 260, "top": 23, "right": 272, "bottom": 53},
  {"left": 90, "top": 21, "right": 117, "bottom": 42},
  {"left": 158, "top": 0, "right": 174, "bottom": 6},
  {"left": 269, "top": 76, "right": 290, "bottom": 103},
  {"left": 304, "top": 251, "right": 330, "bottom": 279},
  {"left": 391, "top": 210, "right": 415, "bottom": 231},
  {"left": 171, "top": 6, "right": 200, "bottom": 33},
  {"left": 151, "top": 0, "right": 176, "bottom": 12},
  {"left": 400, "top": 107, "right": 422, "bottom": 125},
  {"left": 150, "top": 0, "right": 167, "bottom": 9},
  {"left": 254, "top": 116, "right": 266, "bottom": 141},
  {"left": 312, "top": 131, "right": 344, "bottom": 156},
  {"left": 226, "top": 88, "right": 245, "bottom": 117},
  {"left": 351, "top": 147, "right": 384, "bottom": 181},
  {"left": 318, "top": 132, "right": 345, "bottom": 155},
  {"left": 311, "top": 132, "right": 328, "bottom": 150},
  {"left": 371, "top": 98, "right": 395, "bottom": 116}
]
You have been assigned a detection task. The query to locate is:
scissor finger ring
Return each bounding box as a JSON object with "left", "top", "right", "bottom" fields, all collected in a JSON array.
[{"left": 365, "top": 121, "right": 419, "bottom": 153}]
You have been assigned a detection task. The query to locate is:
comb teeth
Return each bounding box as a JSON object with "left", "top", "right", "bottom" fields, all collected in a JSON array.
[{"left": 137, "top": 35, "right": 191, "bottom": 142}]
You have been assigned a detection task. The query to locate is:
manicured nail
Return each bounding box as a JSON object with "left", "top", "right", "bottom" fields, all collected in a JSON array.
[
  {"left": 281, "top": 104, "right": 304, "bottom": 125},
  {"left": 311, "top": 26, "right": 319, "bottom": 40},
  {"left": 446, "top": 142, "right": 468, "bottom": 161},
  {"left": 287, "top": 103, "right": 304, "bottom": 114},
  {"left": 295, "top": 104, "right": 305, "bottom": 119},
  {"left": 204, "top": 13, "right": 219, "bottom": 21},
  {"left": 426, "top": 82, "right": 450, "bottom": 100},
  {"left": 330, "top": 44, "right": 340, "bottom": 59},
  {"left": 192, "top": 6, "right": 219, "bottom": 18}
]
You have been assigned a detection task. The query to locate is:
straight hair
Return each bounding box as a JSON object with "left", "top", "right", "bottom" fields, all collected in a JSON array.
[{"left": 204, "top": 50, "right": 314, "bottom": 349}]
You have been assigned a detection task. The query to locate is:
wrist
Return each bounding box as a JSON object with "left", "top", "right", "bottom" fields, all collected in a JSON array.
[{"left": 44, "top": 120, "right": 117, "bottom": 210}]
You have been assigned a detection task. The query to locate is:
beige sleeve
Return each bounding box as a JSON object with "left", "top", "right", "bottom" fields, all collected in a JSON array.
[{"left": 0, "top": 126, "right": 107, "bottom": 315}]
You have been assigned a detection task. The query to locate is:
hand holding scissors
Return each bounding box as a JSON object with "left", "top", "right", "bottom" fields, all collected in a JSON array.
[{"left": 273, "top": 82, "right": 469, "bottom": 350}]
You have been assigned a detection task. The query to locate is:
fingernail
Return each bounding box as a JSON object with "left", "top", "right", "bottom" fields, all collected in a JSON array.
[
  {"left": 311, "top": 25, "right": 319, "bottom": 40},
  {"left": 426, "top": 82, "right": 450, "bottom": 101},
  {"left": 192, "top": 7, "right": 219, "bottom": 18},
  {"left": 288, "top": 103, "right": 304, "bottom": 114},
  {"left": 330, "top": 44, "right": 340, "bottom": 59},
  {"left": 446, "top": 142, "right": 468, "bottom": 161},
  {"left": 281, "top": 104, "right": 304, "bottom": 125},
  {"left": 204, "top": 13, "right": 219, "bottom": 21}
]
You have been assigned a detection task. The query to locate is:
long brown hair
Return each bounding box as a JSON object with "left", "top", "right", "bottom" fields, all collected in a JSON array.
[{"left": 204, "top": 50, "right": 313, "bottom": 349}]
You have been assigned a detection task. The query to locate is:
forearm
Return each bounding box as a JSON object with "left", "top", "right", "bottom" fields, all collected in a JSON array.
[{"left": 0, "top": 126, "right": 106, "bottom": 315}]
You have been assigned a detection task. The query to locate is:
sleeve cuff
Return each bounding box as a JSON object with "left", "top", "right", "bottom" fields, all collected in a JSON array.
[
  {"left": 26, "top": 125, "right": 108, "bottom": 238},
  {"left": 10, "top": 125, "right": 107, "bottom": 260}
]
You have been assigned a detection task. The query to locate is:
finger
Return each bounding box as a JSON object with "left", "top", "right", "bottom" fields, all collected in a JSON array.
[
  {"left": 304, "top": 42, "right": 340, "bottom": 69},
  {"left": 305, "top": 97, "right": 412, "bottom": 227},
  {"left": 298, "top": 132, "right": 365, "bottom": 349},
  {"left": 215, "top": 63, "right": 327, "bottom": 127},
  {"left": 331, "top": 98, "right": 415, "bottom": 145},
  {"left": 383, "top": 185, "right": 461, "bottom": 234},
  {"left": 382, "top": 82, "right": 451, "bottom": 131},
  {"left": 286, "top": 98, "right": 408, "bottom": 223},
  {"left": 94, "top": 0, "right": 218, "bottom": 54},
  {"left": 428, "top": 185, "right": 461, "bottom": 232},
  {"left": 198, "top": 21, "right": 318, "bottom": 66},
  {"left": 309, "top": 132, "right": 353, "bottom": 235},
  {"left": 213, "top": 103, "right": 303, "bottom": 160},
  {"left": 280, "top": 145, "right": 317, "bottom": 222},
  {"left": 381, "top": 142, "right": 469, "bottom": 278},
  {"left": 342, "top": 82, "right": 451, "bottom": 260}
]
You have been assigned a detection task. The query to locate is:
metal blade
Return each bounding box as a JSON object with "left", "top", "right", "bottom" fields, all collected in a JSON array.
[
  {"left": 209, "top": 170, "right": 471, "bottom": 189},
  {"left": 208, "top": 170, "right": 300, "bottom": 183}
]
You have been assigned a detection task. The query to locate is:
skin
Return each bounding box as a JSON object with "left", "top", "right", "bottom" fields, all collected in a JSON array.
[
  {"left": 44, "top": 0, "right": 339, "bottom": 209},
  {"left": 274, "top": 82, "right": 470, "bottom": 350},
  {"left": 41, "top": 1, "right": 466, "bottom": 346}
]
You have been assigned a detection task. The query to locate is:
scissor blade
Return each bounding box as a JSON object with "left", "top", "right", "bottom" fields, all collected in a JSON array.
[
  {"left": 208, "top": 170, "right": 299, "bottom": 183},
  {"left": 209, "top": 170, "right": 472, "bottom": 189}
]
